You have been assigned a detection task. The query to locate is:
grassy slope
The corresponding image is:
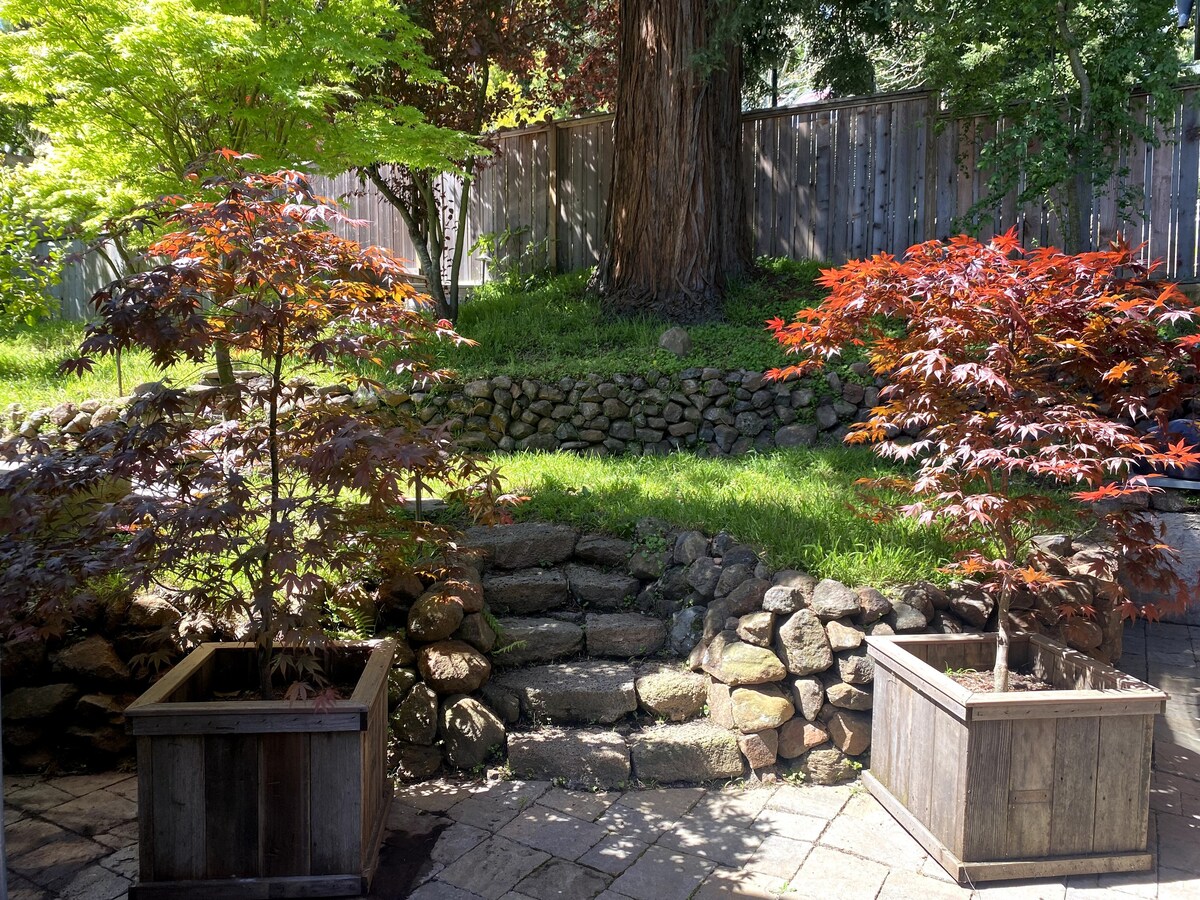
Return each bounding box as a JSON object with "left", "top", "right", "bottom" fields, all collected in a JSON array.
[
  {"left": 495, "top": 448, "right": 964, "bottom": 587},
  {"left": 434, "top": 259, "right": 836, "bottom": 380},
  {"left": 1, "top": 259, "right": 830, "bottom": 410}
]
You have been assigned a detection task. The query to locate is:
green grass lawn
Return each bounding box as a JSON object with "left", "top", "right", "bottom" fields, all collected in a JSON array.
[
  {"left": 493, "top": 447, "right": 966, "bottom": 587},
  {"left": 432, "top": 258, "right": 835, "bottom": 380},
  {"left": 2, "top": 258, "right": 832, "bottom": 411},
  {"left": 0, "top": 321, "right": 203, "bottom": 410}
]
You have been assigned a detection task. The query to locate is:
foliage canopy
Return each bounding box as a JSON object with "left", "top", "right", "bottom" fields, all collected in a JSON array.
[
  {"left": 771, "top": 231, "right": 1200, "bottom": 688},
  {"left": 0, "top": 167, "right": 500, "bottom": 697}
]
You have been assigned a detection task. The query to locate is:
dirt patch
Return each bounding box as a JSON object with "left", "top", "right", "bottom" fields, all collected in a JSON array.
[{"left": 946, "top": 667, "right": 1054, "bottom": 693}]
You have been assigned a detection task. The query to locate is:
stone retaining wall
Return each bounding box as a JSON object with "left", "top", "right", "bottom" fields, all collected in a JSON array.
[{"left": 416, "top": 368, "right": 881, "bottom": 456}]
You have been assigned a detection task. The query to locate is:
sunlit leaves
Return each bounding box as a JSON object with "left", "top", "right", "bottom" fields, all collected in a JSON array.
[{"left": 770, "top": 230, "right": 1200, "bottom": 624}]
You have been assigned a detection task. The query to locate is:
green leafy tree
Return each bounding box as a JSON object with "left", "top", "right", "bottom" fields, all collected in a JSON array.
[
  {"left": 0, "top": 0, "right": 472, "bottom": 237},
  {"left": 898, "top": 0, "right": 1186, "bottom": 250},
  {"left": 0, "top": 199, "right": 59, "bottom": 326}
]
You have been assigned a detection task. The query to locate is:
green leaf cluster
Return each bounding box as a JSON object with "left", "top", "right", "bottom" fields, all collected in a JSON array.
[{"left": 0, "top": 0, "right": 476, "bottom": 235}]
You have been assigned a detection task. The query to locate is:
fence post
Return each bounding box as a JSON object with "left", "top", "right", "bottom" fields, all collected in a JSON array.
[{"left": 546, "top": 119, "right": 560, "bottom": 274}]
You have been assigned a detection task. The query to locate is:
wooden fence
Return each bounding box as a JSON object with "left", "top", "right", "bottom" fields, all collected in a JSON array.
[
  {"left": 53, "top": 83, "right": 1200, "bottom": 317},
  {"left": 316, "top": 84, "right": 1200, "bottom": 288}
]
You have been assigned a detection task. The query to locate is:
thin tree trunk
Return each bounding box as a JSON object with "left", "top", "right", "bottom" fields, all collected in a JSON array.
[
  {"left": 993, "top": 586, "right": 1012, "bottom": 692},
  {"left": 594, "top": 0, "right": 752, "bottom": 323},
  {"left": 365, "top": 165, "right": 452, "bottom": 320},
  {"left": 1057, "top": 0, "right": 1094, "bottom": 253},
  {"left": 256, "top": 328, "right": 286, "bottom": 699},
  {"left": 448, "top": 63, "right": 492, "bottom": 321}
]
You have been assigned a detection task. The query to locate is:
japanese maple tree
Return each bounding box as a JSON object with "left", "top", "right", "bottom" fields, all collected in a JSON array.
[
  {"left": 0, "top": 164, "right": 502, "bottom": 698},
  {"left": 770, "top": 231, "right": 1200, "bottom": 689}
]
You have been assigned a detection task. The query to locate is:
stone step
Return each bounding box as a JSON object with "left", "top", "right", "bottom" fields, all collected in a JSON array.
[
  {"left": 492, "top": 617, "right": 583, "bottom": 667},
  {"left": 503, "top": 720, "right": 747, "bottom": 789},
  {"left": 584, "top": 612, "right": 667, "bottom": 658},
  {"left": 506, "top": 727, "right": 632, "bottom": 789},
  {"left": 484, "top": 569, "right": 570, "bottom": 615},
  {"left": 492, "top": 661, "right": 638, "bottom": 724}
]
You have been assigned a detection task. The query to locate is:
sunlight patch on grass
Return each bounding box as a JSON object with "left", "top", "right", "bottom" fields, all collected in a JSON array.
[{"left": 494, "top": 447, "right": 964, "bottom": 586}]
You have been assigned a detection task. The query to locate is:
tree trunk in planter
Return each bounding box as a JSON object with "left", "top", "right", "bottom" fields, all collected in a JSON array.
[
  {"left": 865, "top": 633, "right": 1164, "bottom": 884},
  {"left": 593, "top": 0, "right": 752, "bottom": 324},
  {"left": 124, "top": 640, "right": 395, "bottom": 899}
]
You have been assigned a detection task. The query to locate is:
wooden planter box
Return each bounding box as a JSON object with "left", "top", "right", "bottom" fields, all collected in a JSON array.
[
  {"left": 864, "top": 633, "right": 1165, "bottom": 884},
  {"left": 125, "top": 639, "right": 395, "bottom": 899}
]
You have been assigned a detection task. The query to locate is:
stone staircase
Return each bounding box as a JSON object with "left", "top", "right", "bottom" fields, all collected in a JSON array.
[{"left": 461, "top": 521, "right": 859, "bottom": 791}]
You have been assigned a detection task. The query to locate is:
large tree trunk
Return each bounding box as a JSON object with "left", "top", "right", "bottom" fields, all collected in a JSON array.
[{"left": 594, "top": 0, "right": 752, "bottom": 323}]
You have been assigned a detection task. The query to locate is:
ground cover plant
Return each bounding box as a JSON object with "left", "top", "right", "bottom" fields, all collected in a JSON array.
[
  {"left": 771, "top": 230, "right": 1200, "bottom": 689},
  {"left": 0, "top": 166, "right": 500, "bottom": 697},
  {"left": 429, "top": 257, "right": 835, "bottom": 379}
]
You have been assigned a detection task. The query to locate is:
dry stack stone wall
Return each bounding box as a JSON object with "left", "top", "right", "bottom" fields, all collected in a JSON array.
[{"left": 411, "top": 368, "right": 881, "bottom": 456}]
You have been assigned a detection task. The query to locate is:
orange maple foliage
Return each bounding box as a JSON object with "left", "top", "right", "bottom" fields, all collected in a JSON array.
[{"left": 770, "top": 230, "right": 1200, "bottom": 656}]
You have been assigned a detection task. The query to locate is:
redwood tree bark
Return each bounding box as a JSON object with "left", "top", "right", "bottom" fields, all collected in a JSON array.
[{"left": 594, "top": 0, "right": 752, "bottom": 323}]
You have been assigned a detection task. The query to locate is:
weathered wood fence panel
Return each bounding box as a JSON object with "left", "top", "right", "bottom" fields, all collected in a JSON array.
[
  {"left": 50, "top": 84, "right": 1200, "bottom": 318},
  {"left": 313, "top": 84, "right": 1200, "bottom": 289}
]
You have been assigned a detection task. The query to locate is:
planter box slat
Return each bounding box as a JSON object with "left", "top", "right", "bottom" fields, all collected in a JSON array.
[
  {"left": 1092, "top": 714, "right": 1155, "bottom": 852},
  {"left": 262, "top": 733, "right": 312, "bottom": 876},
  {"left": 128, "top": 874, "right": 366, "bottom": 899},
  {"left": 310, "top": 731, "right": 363, "bottom": 875},
  {"left": 1006, "top": 717, "right": 1056, "bottom": 858},
  {"left": 149, "top": 734, "right": 207, "bottom": 881},
  {"left": 866, "top": 633, "right": 1164, "bottom": 883},
  {"left": 205, "top": 734, "right": 260, "bottom": 878},
  {"left": 128, "top": 640, "right": 394, "bottom": 899},
  {"left": 129, "top": 710, "right": 365, "bottom": 735}
]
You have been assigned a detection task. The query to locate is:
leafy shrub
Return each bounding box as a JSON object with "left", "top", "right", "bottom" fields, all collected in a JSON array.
[
  {"left": 771, "top": 230, "right": 1200, "bottom": 689},
  {"left": 0, "top": 203, "right": 59, "bottom": 327},
  {"left": 0, "top": 165, "right": 502, "bottom": 697}
]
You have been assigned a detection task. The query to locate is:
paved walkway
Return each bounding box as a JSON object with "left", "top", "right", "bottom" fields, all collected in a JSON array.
[
  {"left": 4, "top": 763, "right": 1198, "bottom": 900},
  {"left": 4, "top": 619, "right": 1198, "bottom": 899}
]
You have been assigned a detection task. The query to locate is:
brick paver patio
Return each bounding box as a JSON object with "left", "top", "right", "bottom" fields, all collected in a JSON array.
[{"left": 5, "top": 620, "right": 1199, "bottom": 899}]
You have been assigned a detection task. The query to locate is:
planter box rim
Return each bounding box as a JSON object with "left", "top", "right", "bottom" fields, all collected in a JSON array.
[
  {"left": 125, "top": 638, "right": 396, "bottom": 736},
  {"left": 865, "top": 633, "right": 1166, "bottom": 723}
]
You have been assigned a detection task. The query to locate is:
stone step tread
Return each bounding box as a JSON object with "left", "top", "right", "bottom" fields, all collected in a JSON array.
[
  {"left": 505, "top": 721, "right": 745, "bottom": 788},
  {"left": 492, "top": 661, "right": 639, "bottom": 724},
  {"left": 491, "top": 613, "right": 670, "bottom": 665}
]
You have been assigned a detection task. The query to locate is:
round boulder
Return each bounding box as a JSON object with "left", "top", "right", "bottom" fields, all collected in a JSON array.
[
  {"left": 440, "top": 696, "right": 506, "bottom": 769},
  {"left": 417, "top": 641, "right": 492, "bottom": 694}
]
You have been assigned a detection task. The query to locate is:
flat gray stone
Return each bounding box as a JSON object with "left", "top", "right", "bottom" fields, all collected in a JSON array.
[
  {"left": 507, "top": 728, "right": 631, "bottom": 789},
  {"left": 629, "top": 722, "right": 744, "bottom": 783},
  {"left": 484, "top": 569, "right": 570, "bottom": 615},
  {"left": 499, "top": 805, "right": 611, "bottom": 861},
  {"left": 566, "top": 565, "right": 641, "bottom": 609},
  {"left": 586, "top": 613, "right": 667, "bottom": 657},
  {"left": 438, "top": 834, "right": 550, "bottom": 899},
  {"left": 496, "top": 662, "right": 637, "bottom": 724},
  {"left": 515, "top": 859, "right": 611, "bottom": 899},
  {"left": 574, "top": 534, "right": 634, "bottom": 568},
  {"left": 466, "top": 523, "right": 579, "bottom": 570},
  {"left": 635, "top": 667, "right": 706, "bottom": 722},
  {"left": 609, "top": 845, "right": 715, "bottom": 900},
  {"left": 576, "top": 833, "right": 651, "bottom": 876},
  {"left": 493, "top": 618, "right": 583, "bottom": 667}
]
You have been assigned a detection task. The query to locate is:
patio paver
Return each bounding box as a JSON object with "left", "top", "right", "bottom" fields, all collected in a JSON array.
[{"left": 5, "top": 621, "right": 1199, "bottom": 898}]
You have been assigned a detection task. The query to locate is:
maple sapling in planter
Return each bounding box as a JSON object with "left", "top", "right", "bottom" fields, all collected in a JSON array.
[
  {"left": 770, "top": 230, "right": 1199, "bottom": 882},
  {"left": 0, "top": 163, "right": 498, "bottom": 898}
]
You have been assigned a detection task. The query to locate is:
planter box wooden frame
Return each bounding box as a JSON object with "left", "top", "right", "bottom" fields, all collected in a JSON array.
[
  {"left": 864, "top": 633, "right": 1165, "bottom": 884},
  {"left": 125, "top": 639, "right": 395, "bottom": 899}
]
